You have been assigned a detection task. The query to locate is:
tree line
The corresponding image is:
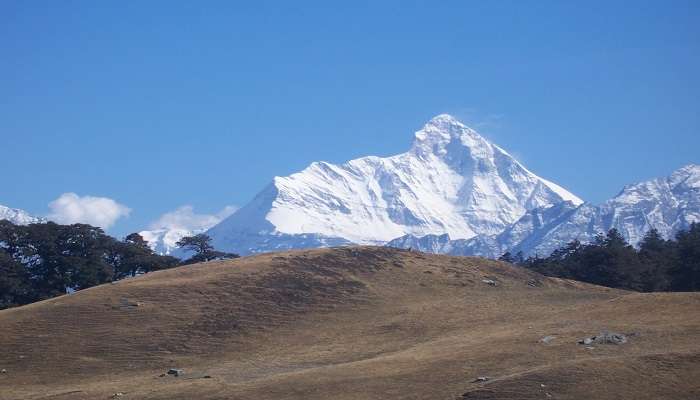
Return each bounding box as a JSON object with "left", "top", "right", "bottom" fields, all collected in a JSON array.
[
  {"left": 4, "top": 219, "right": 698, "bottom": 310},
  {"left": 499, "top": 223, "right": 700, "bottom": 292},
  {"left": 0, "top": 221, "right": 237, "bottom": 309}
]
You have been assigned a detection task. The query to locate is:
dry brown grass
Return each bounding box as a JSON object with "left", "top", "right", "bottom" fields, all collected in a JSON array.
[{"left": 1, "top": 246, "right": 699, "bottom": 399}]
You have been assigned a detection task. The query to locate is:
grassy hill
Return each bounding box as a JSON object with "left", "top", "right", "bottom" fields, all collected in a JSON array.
[{"left": 1, "top": 247, "right": 699, "bottom": 399}]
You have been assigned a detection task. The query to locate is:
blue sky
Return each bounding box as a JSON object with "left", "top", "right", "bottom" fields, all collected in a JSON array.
[{"left": 1, "top": 1, "right": 699, "bottom": 236}]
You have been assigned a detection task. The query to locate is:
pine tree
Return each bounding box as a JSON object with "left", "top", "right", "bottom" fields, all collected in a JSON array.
[
  {"left": 0, "top": 250, "right": 33, "bottom": 308},
  {"left": 638, "top": 229, "right": 673, "bottom": 291},
  {"left": 113, "top": 233, "right": 180, "bottom": 278},
  {"left": 176, "top": 234, "right": 239, "bottom": 264},
  {"left": 671, "top": 223, "right": 700, "bottom": 291},
  {"left": 176, "top": 234, "right": 214, "bottom": 255},
  {"left": 498, "top": 252, "right": 515, "bottom": 263}
]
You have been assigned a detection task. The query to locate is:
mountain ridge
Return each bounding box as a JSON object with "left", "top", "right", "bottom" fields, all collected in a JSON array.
[
  {"left": 388, "top": 164, "right": 700, "bottom": 258},
  {"left": 207, "top": 114, "right": 582, "bottom": 255},
  {"left": 0, "top": 204, "right": 45, "bottom": 225}
]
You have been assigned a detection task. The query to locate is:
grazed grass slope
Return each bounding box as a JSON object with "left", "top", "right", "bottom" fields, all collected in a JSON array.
[{"left": 1, "top": 247, "right": 698, "bottom": 399}]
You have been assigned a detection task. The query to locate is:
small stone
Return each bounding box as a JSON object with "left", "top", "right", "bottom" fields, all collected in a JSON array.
[
  {"left": 599, "top": 332, "right": 627, "bottom": 345},
  {"left": 473, "top": 376, "right": 490, "bottom": 382},
  {"left": 1, "top": 368, "right": 6, "bottom": 374},
  {"left": 167, "top": 368, "right": 184, "bottom": 377},
  {"left": 578, "top": 331, "right": 627, "bottom": 346},
  {"left": 481, "top": 279, "right": 497, "bottom": 286},
  {"left": 203, "top": 375, "right": 212, "bottom": 379},
  {"left": 540, "top": 335, "right": 556, "bottom": 344},
  {"left": 111, "top": 393, "right": 124, "bottom": 398},
  {"left": 578, "top": 337, "right": 594, "bottom": 345},
  {"left": 527, "top": 279, "right": 542, "bottom": 287}
]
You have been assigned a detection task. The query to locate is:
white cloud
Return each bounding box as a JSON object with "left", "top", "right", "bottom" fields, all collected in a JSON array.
[
  {"left": 48, "top": 193, "right": 131, "bottom": 229},
  {"left": 215, "top": 205, "right": 239, "bottom": 221},
  {"left": 148, "top": 205, "right": 238, "bottom": 231}
]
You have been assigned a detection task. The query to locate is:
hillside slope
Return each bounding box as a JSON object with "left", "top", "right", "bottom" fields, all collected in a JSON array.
[{"left": 1, "top": 247, "right": 699, "bottom": 400}]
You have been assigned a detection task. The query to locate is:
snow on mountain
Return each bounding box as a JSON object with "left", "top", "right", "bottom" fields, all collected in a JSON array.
[
  {"left": 139, "top": 205, "right": 239, "bottom": 256},
  {"left": 0, "top": 204, "right": 45, "bottom": 225},
  {"left": 389, "top": 164, "right": 700, "bottom": 258},
  {"left": 208, "top": 114, "right": 582, "bottom": 255},
  {"left": 598, "top": 164, "right": 700, "bottom": 244},
  {"left": 388, "top": 200, "right": 583, "bottom": 257},
  {"left": 139, "top": 228, "right": 196, "bottom": 256},
  {"left": 386, "top": 233, "right": 454, "bottom": 254}
]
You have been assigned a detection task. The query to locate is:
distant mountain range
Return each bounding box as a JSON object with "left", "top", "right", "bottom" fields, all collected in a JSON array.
[
  {"left": 3, "top": 115, "right": 697, "bottom": 260},
  {"left": 205, "top": 114, "right": 697, "bottom": 258},
  {"left": 387, "top": 164, "right": 700, "bottom": 258}
]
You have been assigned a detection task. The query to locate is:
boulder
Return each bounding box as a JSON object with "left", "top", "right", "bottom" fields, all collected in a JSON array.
[
  {"left": 596, "top": 332, "right": 627, "bottom": 344},
  {"left": 578, "top": 331, "right": 627, "bottom": 345}
]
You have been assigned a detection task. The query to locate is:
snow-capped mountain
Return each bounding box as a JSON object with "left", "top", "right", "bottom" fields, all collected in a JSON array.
[
  {"left": 597, "top": 164, "right": 700, "bottom": 243},
  {"left": 388, "top": 200, "right": 582, "bottom": 257},
  {"left": 207, "top": 114, "right": 582, "bottom": 255},
  {"left": 388, "top": 164, "right": 700, "bottom": 258},
  {"left": 387, "top": 233, "right": 454, "bottom": 254},
  {"left": 0, "top": 204, "right": 45, "bottom": 225},
  {"left": 139, "top": 228, "right": 197, "bottom": 256},
  {"left": 139, "top": 205, "right": 239, "bottom": 256}
]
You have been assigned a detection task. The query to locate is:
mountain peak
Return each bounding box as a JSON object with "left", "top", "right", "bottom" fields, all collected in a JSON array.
[
  {"left": 207, "top": 115, "right": 582, "bottom": 255},
  {"left": 427, "top": 113, "right": 465, "bottom": 126},
  {"left": 421, "top": 114, "right": 475, "bottom": 136},
  {"left": 0, "top": 204, "right": 45, "bottom": 225},
  {"left": 675, "top": 163, "right": 700, "bottom": 176},
  {"left": 668, "top": 163, "right": 700, "bottom": 190},
  {"left": 412, "top": 114, "right": 483, "bottom": 157}
]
